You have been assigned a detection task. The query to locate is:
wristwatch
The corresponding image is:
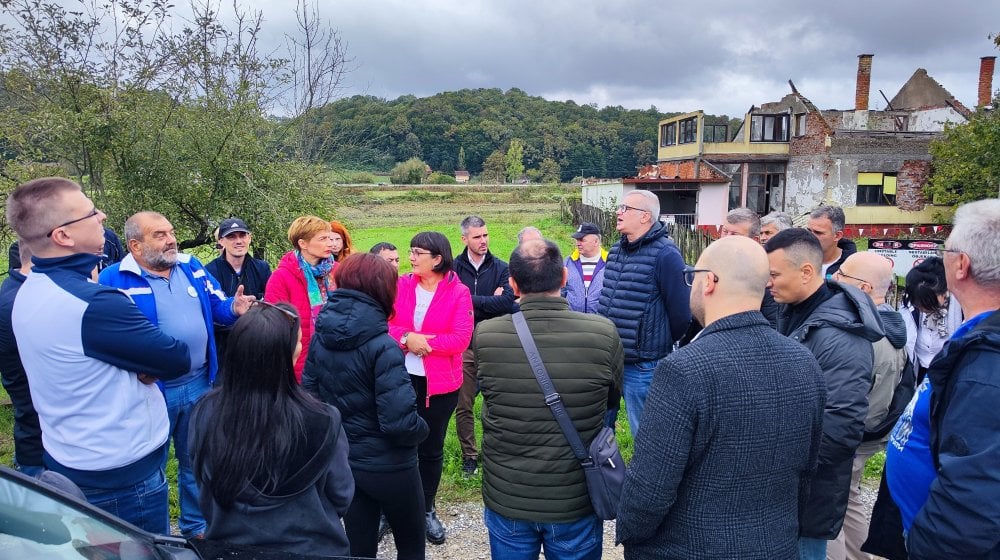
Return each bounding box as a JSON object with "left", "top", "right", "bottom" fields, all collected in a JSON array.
[{"left": 400, "top": 332, "right": 410, "bottom": 346}]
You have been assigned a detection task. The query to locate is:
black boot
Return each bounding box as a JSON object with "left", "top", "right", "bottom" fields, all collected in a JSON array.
[{"left": 425, "top": 507, "right": 446, "bottom": 544}]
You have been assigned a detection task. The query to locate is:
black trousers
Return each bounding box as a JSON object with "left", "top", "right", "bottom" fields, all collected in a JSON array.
[
  {"left": 344, "top": 465, "right": 425, "bottom": 560},
  {"left": 410, "top": 374, "right": 459, "bottom": 511}
]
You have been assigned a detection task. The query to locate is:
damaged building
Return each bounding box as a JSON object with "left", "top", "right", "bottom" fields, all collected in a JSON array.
[{"left": 609, "top": 54, "right": 996, "bottom": 230}]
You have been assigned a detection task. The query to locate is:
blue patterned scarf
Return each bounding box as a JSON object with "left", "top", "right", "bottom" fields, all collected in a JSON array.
[{"left": 298, "top": 251, "right": 334, "bottom": 307}]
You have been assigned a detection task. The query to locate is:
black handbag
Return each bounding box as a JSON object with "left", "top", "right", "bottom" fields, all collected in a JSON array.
[{"left": 511, "top": 312, "right": 625, "bottom": 520}]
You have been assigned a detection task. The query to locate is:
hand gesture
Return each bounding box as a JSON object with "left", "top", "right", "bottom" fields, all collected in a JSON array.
[{"left": 232, "top": 284, "right": 256, "bottom": 315}]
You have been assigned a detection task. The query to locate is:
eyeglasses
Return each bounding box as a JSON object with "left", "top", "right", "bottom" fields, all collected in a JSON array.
[
  {"left": 47, "top": 208, "right": 101, "bottom": 238},
  {"left": 409, "top": 248, "right": 433, "bottom": 257},
  {"left": 250, "top": 300, "right": 298, "bottom": 324},
  {"left": 683, "top": 267, "right": 718, "bottom": 287},
  {"left": 833, "top": 269, "right": 870, "bottom": 287},
  {"left": 934, "top": 247, "right": 963, "bottom": 258},
  {"left": 616, "top": 203, "right": 648, "bottom": 215}
]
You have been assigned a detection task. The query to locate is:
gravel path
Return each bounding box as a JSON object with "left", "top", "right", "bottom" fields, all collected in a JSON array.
[{"left": 377, "top": 483, "right": 879, "bottom": 559}]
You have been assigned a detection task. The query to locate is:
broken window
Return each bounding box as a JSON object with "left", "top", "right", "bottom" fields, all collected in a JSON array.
[
  {"left": 679, "top": 117, "right": 697, "bottom": 144},
  {"left": 794, "top": 113, "right": 807, "bottom": 137},
  {"left": 856, "top": 172, "right": 897, "bottom": 206},
  {"left": 750, "top": 114, "right": 790, "bottom": 142},
  {"left": 661, "top": 122, "right": 676, "bottom": 146}
]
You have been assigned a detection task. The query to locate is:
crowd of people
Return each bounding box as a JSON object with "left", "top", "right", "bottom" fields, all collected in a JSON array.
[{"left": 1, "top": 176, "right": 998, "bottom": 560}]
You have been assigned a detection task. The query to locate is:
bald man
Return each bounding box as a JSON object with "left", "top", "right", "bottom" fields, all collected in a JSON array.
[
  {"left": 829, "top": 252, "right": 910, "bottom": 560},
  {"left": 617, "top": 236, "right": 825, "bottom": 559}
]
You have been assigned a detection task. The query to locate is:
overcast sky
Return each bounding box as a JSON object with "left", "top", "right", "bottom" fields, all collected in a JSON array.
[{"left": 239, "top": 0, "right": 1000, "bottom": 118}]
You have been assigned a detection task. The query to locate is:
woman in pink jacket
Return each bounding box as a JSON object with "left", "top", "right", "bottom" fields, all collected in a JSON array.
[
  {"left": 388, "top": 231, "right": 473, "bottom": 545},
  {"left": 265, "top": 216, "right": 337, "bottom": 380}
]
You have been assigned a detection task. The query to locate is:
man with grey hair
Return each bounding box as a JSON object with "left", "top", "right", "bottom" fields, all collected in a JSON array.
[
  {"left": 99, "top": 211, "right": 254, "bottom": 537},
  {"left": 516, "top": 226, "right": 542, "bottom": 244},
  {"left": 807, "top": 205, "right": 857, "bottom": 279},
  {"left": 760, "top": 211, "right": 793, "bottom": 245},
  {"left": 599, "top": 189, "right": 691, "bottom": 436},
  {"left": 900, "top": 198, "right": 1000, "bottom": 559},
  {"left": 452, "top": 215, "right": 516, "bottom": 478},
  {"left": 8, "top": 178, "right": 191, "bottom": 533},
  {"left": 720, "top": 207, "right": 761, "bottom": 238}
]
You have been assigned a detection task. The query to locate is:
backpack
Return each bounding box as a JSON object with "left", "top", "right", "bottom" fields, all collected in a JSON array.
[{"left": 863, "top": 355, "right": 917, "bottom": 442}]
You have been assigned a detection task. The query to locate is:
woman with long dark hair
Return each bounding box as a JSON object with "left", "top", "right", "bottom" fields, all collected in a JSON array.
[
  {"left": 189, "top": 301, "right": 353, "bottom": 557},
  {"left": 304, "top": 253, "right": 430, "bottom": 559},
  {"left": 388, "top": 231, "right": 473, "bottom": 545}
]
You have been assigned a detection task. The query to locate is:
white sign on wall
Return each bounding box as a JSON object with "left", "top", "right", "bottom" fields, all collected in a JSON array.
[{"left": 868, "top": 239, "right": 944, "bottom": 278}]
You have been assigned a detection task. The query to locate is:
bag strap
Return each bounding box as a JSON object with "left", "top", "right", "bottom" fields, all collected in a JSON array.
[{"left": 511, "top": 312, "right": 592, "bottom": 465}]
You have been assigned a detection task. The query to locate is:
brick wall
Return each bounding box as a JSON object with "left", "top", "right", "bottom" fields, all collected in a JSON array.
[{"left": 896, "top": 160, "right": 930, "bottom": 211}]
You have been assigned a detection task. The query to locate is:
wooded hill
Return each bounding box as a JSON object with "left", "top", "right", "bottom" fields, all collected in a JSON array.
[{"left": 306, "top": 88, "right": 736, "bottom": 181}]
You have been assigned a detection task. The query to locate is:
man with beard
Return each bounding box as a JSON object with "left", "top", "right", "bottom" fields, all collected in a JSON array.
[{"left": 99, "top": 211, "right": 254, "bottom": 538}]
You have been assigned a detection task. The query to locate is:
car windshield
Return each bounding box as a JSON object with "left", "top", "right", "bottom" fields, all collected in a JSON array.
[{"left": 0, "top": 470, "right": 160, "bottom": 559}]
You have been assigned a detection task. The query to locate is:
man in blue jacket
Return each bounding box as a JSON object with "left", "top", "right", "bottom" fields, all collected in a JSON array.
[
  {"left": 598, "top": 190, "right": 691, "bottom": 436},
  {"left": 100, "top": 211, "right": 254, "bottom": 538},
  {"left": 563, "top": 222, "right": 606, "bottom": 314},
  {"left": 7, "top": 178, "right": 191, "bottom": 534},
  {"left": 904, "top": 198, "right": 1000, "bottom": 559}
]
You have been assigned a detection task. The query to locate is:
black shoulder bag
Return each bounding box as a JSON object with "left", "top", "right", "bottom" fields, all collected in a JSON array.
[{"left": 511, "top": 311, "right": 625, "bottom": 520}]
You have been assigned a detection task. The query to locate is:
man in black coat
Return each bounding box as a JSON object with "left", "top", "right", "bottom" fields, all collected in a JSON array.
[
  {"left": 765, "top": 228, "right": 884, "bottom": 559},
  {"left": 451, "top": 215, "right": 516, "bottom": 477},
  {"left": 205, "top": 217, "right": 272, "bottom": 377},
  {"left": 617, "top": 236, "right": 825, "bottom": 559}
]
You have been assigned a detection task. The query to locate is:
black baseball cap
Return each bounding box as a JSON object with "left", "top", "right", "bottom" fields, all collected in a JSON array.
[
  {"left": 218, "top": 218, "right": 251, "bottom": 238},
  {"left": 571, "top": 222, "right": 601, "bottom": 239}
]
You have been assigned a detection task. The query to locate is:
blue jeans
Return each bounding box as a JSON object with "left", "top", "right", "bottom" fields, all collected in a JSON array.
[
  {"left": 798, "top": 537, "right": 827, "bottom": 560},
  {"left": 80, "top": 467, "right": 170, "bottom": 534},
  {"left": 623, "top": 359, "right": 659, "bottom": 437},
  {"left": 164, "top": 374, "right": 210, "bottom": 537},
  {"left": 484, "top": 507, "right": 602, "bottom": 560}
]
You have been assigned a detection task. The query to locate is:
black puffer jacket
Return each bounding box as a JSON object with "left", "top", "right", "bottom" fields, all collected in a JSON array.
[
  {"left": 782, "top": 281, "right": 884, "bottom": 539},
  {"left": 303, "top": 289, "right": 428, "bottom": 472}
]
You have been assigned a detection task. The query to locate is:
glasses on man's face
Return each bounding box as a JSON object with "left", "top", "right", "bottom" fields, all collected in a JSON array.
[
  {"left": 616, "top": 203, "right": 647, "bottom": 215},
  {"left": 934, "top": 247, "right": 963, "bottom": 258},
  {"left": 47, "top": 208, "right": 101, "bottom": 238},
  {"left": 409, "top": 248, "right": 433, "bottom": 257},
  {"left": 250, "top": 300, "right": 298, "bottom": 324},
  {"left": 683, "top": 267, "right": 718, "bottom": 287},
  {"left": 833, "top": 269, "right": 870, "bottom": 288}
]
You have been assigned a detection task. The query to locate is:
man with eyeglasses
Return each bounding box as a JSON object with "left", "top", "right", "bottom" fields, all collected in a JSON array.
[
  {"left": 828, "top": 252, "right": 909, "bottom": 560},
  {"left": 7, "top": 177, "right": 192, "bottom": 533},
  {"left": 598, "top": 189, "right": 691, "bottom": 437},
  {"left": 618, "top": 236, "right": 824, "bottom": 559},
  {"left": 901, "top": 199, "right": 1000, "bottom": 559},
  {"left": 764, "top": 228, "right": 884, "bottom": 559},
  {"left": 99, "top": 211, "right": 255, "bottom": 538}
]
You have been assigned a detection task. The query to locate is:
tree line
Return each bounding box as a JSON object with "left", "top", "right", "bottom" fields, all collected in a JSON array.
[{"left": 309, "top": 89, "right": 739, "bottom": 182}]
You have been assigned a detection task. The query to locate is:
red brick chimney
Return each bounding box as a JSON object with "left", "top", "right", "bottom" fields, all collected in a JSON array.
[
  {"left": 978, "top": 56, "right": 996, "bottom": 108},
  {"left": 855, "top": 54, "right": 874, "bottom": 111}
]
